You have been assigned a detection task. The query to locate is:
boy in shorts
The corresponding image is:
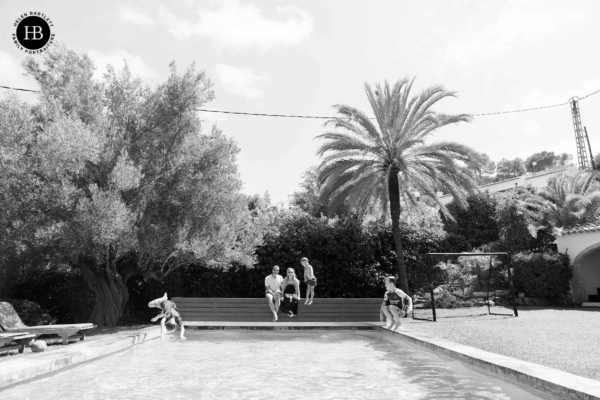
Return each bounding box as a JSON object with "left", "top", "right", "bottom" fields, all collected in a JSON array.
[
  {"left": 148, "top": 293, "right": 187, "bottom": 341},
  {"left": 301, "top": 257, "right": 316, "bottom": 305},
  {"left": 379, "top": 276, "right": 412, "bottom": 330}
]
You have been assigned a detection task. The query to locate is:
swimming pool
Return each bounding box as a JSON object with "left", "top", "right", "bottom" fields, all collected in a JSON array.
[{"left": 0, "top": 330, "right": 553, "bottom": 399}]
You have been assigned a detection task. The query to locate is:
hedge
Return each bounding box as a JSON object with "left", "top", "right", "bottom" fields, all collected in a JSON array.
[{"left": 512, "top": 252, "right": 571, "bottom": 298}]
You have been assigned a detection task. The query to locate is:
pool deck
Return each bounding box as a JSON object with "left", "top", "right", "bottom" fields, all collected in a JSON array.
[
  {"left": 1, "top": 322, "right": 599, "bottom": 400},
  {"left": 0, "top": 327, "right": 160, "bottom": 390}
]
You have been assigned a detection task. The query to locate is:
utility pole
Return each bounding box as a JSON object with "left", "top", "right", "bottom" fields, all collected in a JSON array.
[
  {"left": 570, "top": 97, "right": 592, "bottom": 171},
  {"left": 585, "top": 127, "right": 596, "bottom": 171}
]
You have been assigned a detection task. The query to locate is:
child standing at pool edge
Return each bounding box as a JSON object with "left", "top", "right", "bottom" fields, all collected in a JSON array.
[
  {"left": 380, "top": 276, "right": 412, "bottom": 330},
  {"left": 301, "top": 257, "right": 316, "bottom": 305}
]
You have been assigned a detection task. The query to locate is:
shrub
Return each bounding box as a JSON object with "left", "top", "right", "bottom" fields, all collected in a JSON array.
[
  {"left": 255, "top": 214, "right": 384, "bottom": 297},
  {"left": 9, "top": 267, "right": 95, "bottom": 323},
  {"left": 512, "top": 252, "right": 571, "bottom": 298},
  {"left": 0, "top": 299, "right": 56, "bottom": 325},
  {"left": 443, "top": 193, "right": 500, "bottom": 249}
]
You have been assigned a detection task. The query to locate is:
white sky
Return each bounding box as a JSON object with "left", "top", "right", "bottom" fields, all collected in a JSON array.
[{"left": 1, "top": 0, "right": 599, "bottom": 203}]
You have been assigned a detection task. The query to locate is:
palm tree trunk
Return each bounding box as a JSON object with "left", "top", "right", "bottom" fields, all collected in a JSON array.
[{"left": 388, "top": 168, "right": 409, "bottom": 292}]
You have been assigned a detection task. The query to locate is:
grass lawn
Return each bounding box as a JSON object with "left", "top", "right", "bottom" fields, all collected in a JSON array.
[
  {"left": 0, "top": 324, "right": 152, "bottom": 363},
  {"left": 404, "top": 306, "right": 600, "bottom": 381}
]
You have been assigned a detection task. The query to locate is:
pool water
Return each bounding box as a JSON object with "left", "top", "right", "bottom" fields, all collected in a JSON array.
[{"left": 0, "top": 330, "right": 553, "bottom": 400}]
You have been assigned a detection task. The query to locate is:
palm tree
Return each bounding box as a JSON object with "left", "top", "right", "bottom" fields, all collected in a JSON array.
[
  {"left": 316, "top": 79, "right": 483, "bottom": 292},
  {"left": 540, "top": 171, "right": 600, "bottom": 233}
]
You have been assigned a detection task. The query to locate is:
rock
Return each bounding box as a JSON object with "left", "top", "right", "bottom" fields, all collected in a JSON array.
[
  {"left": 494, "top": 297, "right": 508, "bottom": 306},
  {"left": 473, "top": 292, "right": 493, "bottom": 298},
  {"left": 433, "top": 287, "right": 443, "bottom": 295},
  {"left": 483, "top": 300, "right": 495, "bottom": 306},
  {"left": 515, "top": 298, "right": 524, "bottom": 305},
  {"left": 495, "top": 290, "right": 510, "bottom": 297},
  {"left": 31, "top": 340, "right": 47, "bottom": 353},
  {"left": 447, "top": 295, "right": 457, "bottom": 303},
  {"left": 523, "top": 297, "right": 536, "bottom": 306},
  {"left": 531, "top": 297, "right": 552, "bottom": 306},
  {"left": 554, "top": 295, "right": 573, "bottom": 306},
  {"left": 453, "top": 301, "right": 463, "bottom": 308},
  {"left": 438, "top": 300, "right": 452, "bottom": 309}
]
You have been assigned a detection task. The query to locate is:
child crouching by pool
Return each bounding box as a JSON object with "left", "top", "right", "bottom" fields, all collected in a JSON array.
[{"left": 379, "top": 276, "right": 412, "bottom": 330}]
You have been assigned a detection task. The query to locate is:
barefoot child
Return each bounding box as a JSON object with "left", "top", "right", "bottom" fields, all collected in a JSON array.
[
  {"left": 301, "top": 257, "right": 317, "bottom": 305},
  {"left": 148, "top": 293, "right": 187, "bottom": 341},
  {"left": 379, "top": 276, "right": 412, "bottom": 330}
]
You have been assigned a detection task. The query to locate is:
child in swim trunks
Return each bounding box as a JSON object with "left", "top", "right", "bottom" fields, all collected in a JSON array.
[
  {"left": 148, "top": 293, "right": 187, "bottom": 341},
  {"left": 379, "top": 276, "right": 412, "bottom": 330}
]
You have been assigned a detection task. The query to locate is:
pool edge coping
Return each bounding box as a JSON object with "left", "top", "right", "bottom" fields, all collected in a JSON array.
[
  {"left": 0, "top": 327, "right": 161, "bottom": 390},
  {"left": 383, "top": 326, "right": 600, "bottom": 400}
]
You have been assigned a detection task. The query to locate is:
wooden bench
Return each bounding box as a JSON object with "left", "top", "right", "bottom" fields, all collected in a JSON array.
[{"left": 172, "top": 298, "right": 382, "bottom": 322}]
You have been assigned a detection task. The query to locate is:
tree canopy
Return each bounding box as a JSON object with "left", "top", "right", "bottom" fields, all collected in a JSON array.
[
  {"left": 0, "top": 45, "right": 258, "bottom": 326},
  {"left": 316, "top": 79, "right": 483, "bottom": 292}
]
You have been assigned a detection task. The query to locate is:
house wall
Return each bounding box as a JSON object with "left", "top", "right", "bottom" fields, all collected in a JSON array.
[
  {"left": 556, "top": 231, "right": 600, "bottom": 303},
  {"left": 580, "top": 250, "right": 600, "bottom": 298},
  {"left": 436, "top": 167, "right": 574, "bottom": 205},
  {"left": 556, "top": 231, "right": 600, "bottom": 260}
]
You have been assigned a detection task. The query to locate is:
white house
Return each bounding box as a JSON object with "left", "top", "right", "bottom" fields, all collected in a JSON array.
[
  {"left": 556, "top": 223, "right": 600, "bottom": 306},
  {"left": 436, "top": 166, "right": 576, "bottom": 205}
]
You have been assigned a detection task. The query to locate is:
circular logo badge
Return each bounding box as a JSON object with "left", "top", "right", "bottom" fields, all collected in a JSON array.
[{"left": 13, "top": 13, "right": 55, "bottom": 53}]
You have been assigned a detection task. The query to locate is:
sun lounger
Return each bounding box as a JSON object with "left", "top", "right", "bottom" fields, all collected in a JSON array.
[
  {"left": 0, "top": 331, "right": 36, "bottom": 353},
  {"left": 0, "top": 302, "right": 96, "bottom": 345}
]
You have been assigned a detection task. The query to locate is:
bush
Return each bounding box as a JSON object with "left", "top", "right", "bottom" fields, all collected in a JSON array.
[
  {"left": 0, "top": 299, "right": 56, "bottom": 325},
  {"left": 255, "top": 214, "right": 385, "bottom": 297},
  {"left": 9, "top": 267, "right": 95, "bottom": 323},
  {"left": 512, "top": 252, "right": 571, "bottom": 298},
  {"left": 122, "top": 262, "right": 268, "bottom": 325},
  {"left": 443, "top": 193, "right": 500, "bottom": 249}
]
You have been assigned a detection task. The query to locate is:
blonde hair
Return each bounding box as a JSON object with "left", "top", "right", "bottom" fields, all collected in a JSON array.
[{"left": 285, "top": 268, "right": 300, "bottom": 284}]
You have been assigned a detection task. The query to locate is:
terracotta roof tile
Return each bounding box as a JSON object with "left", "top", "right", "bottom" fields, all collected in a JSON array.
[{"left": 560, "top": 217, "right": 600, "bottom": 236}]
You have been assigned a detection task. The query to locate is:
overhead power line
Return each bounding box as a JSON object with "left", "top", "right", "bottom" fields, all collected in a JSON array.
[
  {"left": 0, "top": 85, "right": 40, "bottom": 93},
  {"left": 1, "top": 84, "right": 599, "bottom": 119},
  {"left": 196, "top": 108, "right": 331, "bottom": 119}
]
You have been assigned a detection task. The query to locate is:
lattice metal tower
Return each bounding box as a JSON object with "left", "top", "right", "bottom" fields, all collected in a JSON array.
[{"left": 570, "top": 97, "right": 591, "bottom": 171}]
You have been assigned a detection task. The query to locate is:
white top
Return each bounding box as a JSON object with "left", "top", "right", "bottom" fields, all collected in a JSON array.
[
  {"left": 265, "top": 274, "right": 284, "bottom": 292},
  {"left": 303, "top": 264, "right": 314, "bottom": 280}
]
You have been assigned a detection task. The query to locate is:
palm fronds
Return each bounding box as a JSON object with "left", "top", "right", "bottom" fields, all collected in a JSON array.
[{"left": 540, "top": 171, "right": 600, "bottom": 230}]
